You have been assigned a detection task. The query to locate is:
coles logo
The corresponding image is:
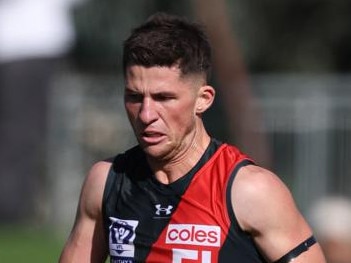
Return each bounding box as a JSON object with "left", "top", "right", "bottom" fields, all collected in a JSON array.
[{"left": 166, "top": 224, "right": 220, "bottom": 247}]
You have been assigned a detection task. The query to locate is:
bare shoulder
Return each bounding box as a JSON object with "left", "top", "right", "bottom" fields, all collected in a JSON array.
[
  {"left": 80, "top": 160, "right": 113, "bottom": 218},
  {"left": 85, "top": 160, "right": 112, "bottom": 186},
  {"left": 231, "top": 164, "right": 300, "bottom": 232},
  {"left": 232, "top": 165, "right": 288, "bottom": 197}
]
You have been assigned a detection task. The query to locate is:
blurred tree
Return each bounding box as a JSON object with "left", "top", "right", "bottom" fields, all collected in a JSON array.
[
  {"left": 70, "top": 0, "right": 151, "bottom": 71},
  {"left": 70, "top": 0, "right": 351, "bottom": 73},
  {"left": 228, "top": 0, "right": 351, "bottom": 72},
  {"left": 191, "top": 0, "right": 272, "bottom": 167}
]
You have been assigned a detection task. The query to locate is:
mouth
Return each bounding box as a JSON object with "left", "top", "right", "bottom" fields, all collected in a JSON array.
[{"left": 139, "top": 131, "right": 165, "bottom": 145}]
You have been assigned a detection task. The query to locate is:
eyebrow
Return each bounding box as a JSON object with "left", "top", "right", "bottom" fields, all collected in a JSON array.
[{"left": 124, "top": 86, "right": 177, "bottom": 95}]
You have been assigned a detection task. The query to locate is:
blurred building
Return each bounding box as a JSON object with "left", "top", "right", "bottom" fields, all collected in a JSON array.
[{"left": 0, "top": 0, "right": 84, "bottom": 223}]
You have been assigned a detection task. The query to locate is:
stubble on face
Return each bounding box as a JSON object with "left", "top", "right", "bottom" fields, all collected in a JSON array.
[{"left": 124, "top": 66, "right": 204, "bottom": 164}]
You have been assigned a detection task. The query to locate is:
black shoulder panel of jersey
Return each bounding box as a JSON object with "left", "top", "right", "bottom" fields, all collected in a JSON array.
[{"left": 220, "top": 159, "right": 268, "bottom": 262}]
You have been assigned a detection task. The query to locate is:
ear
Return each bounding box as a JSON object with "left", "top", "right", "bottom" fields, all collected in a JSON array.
[{"left": 195, "top": 85, "right": 215, "bottom": 114}]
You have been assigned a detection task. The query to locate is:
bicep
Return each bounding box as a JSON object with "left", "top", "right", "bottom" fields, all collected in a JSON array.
[
  {"left": 232, "top": 165, "right": 326, "bottom": 262},
  {"left": 59, "top": 211, "right": 108, "bottom": 262},
  {"left": 59, "top": 161, "right": 111, "bottom": 263}
]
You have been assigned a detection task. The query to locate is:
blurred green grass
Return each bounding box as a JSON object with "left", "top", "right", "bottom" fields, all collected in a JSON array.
[{"left": 0, "top": 225, "right": 65, "bottom": 262}]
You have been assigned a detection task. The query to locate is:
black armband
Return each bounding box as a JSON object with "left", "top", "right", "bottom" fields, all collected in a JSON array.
[{"left": 274, "top": 236, "right": 316, "bottom": 263}]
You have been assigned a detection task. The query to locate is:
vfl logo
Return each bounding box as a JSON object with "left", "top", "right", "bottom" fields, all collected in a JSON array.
[
  {"left": 155, "top": 204, "right": 173, "bottom": 216},
  {"left": 109, "top": 217, "right": 139, "bottom": 260}
]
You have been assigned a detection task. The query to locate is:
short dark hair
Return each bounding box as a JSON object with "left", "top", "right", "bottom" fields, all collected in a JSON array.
[{"left": 123, "top": 12, "right": 212, "bottom": 82}]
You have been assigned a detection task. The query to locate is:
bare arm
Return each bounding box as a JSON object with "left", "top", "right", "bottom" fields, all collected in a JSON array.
[
  {"left": 232, "top": 165, "right": 326, "bottom": 262},
  {"left": 59, "top": 161, "right": 111, "bottom": 263}
]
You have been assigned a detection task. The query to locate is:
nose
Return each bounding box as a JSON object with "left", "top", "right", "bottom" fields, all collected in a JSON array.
[{"left": 139, "top": 97, "right": 157, "bottom": 124}]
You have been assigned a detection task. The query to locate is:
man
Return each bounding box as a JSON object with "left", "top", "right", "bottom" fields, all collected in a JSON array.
[{"left": 59, "top": 13, "right": 326, "bottom": 262}]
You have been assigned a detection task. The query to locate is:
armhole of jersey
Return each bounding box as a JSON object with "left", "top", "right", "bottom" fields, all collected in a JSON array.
[
  {"left": 101, "top": 154, "right": 124, "bottom": 238},
  {"left": 226, "top": 159, "right": 255, "bottom": 232},
  {"left": 102, "top": 162, "right": 117, "bottom": 217}
]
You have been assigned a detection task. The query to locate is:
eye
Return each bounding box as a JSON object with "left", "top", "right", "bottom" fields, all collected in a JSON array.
[
  {"left": 124, "top": 91, "right": 143, "bottom": 103},
  {"left": 153, "top": 93, "right": 176, "bottom": 101}
]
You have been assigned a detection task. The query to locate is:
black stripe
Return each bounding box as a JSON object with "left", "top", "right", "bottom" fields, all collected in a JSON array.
[
  {"left": 226, "top": 159, "right": 255, "bottom": 223},
  {"left": 274, "top": 236, "right": 317, "bottom": 263},
  {"left": 220, "top": 159, "right": 268, "bottom": 262}
]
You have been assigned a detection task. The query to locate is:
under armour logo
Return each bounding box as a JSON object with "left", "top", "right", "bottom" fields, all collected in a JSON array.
[{"left": 155, "top": 204, "right": 173, "bottom": 216}]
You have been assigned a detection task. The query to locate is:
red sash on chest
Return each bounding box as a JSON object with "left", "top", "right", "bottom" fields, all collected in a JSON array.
[{"left": 146, "top": 144, "right": 249, "bottom": 263}]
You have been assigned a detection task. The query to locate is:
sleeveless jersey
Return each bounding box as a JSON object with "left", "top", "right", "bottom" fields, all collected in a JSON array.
[{"left": 102, "top": 139, "right": 267, "bottom": 263}]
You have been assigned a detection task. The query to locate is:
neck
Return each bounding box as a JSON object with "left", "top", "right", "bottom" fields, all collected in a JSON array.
[{"left": 150, "top": 122, "right": 211, "bottom": 184}]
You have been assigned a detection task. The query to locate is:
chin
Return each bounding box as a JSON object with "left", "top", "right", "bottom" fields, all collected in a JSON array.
[{"left": 141, "top": 144, "right": 170, "bottom": 160}]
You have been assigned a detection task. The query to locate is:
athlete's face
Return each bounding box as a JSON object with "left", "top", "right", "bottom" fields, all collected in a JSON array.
[{"left": 124, "top": 65, "right": 206, "bottom": 160}]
